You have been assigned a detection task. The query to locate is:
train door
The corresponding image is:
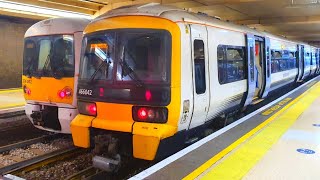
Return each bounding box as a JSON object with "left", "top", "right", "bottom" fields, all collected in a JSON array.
[
  {"left": 300, "top": 45, "right": 305, "bottom": 80},
  {"left": 241, "top": 33, "right": 256, "bottom": 107},
  {"left": 316, "top": 48, "right": 320, "bottom": 74},
  {"left": 253, "top": 37, "right": 265, "bottom": 99},
  {"left": 188, "top": 24, "right": 210, "bottom": 129},
  {"left": 261, "top": 37, "right": 271, "bottom": 98},
  {"left": 296, "top": 45, "right": 304, "bottom": 82}
]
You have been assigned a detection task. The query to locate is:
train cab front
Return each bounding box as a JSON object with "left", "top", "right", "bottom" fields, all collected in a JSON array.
[
  {"left": 70, "top": 16, "right": 182, "bottom": 169},
  {"left": 22, "top": 35, "right": 78, "bottom": 134}
]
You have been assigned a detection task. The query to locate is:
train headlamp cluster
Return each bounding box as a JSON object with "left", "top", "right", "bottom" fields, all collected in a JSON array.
[
  {"left": 78, "top": 101, "right": 97, "bottom": 116},
  {"left": 23, "top": 85, "right": 31, "bottom": 95},
  {"left": 132, "top": 106, "right": 168, "bottom": 123},
  {"left": 58, "top": 87, "right": 72, "bottom": 99}
]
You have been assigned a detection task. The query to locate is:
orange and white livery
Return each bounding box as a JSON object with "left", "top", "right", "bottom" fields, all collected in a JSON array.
[{"left": 22, "top": 17, "right": 90, "bottom": 134}]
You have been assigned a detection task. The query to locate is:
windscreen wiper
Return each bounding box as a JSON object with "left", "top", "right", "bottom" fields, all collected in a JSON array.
[
  {"left": 89, "top": 47, "right": 110, "bottom": 83},
  {"left": 119, "top": 46, "right": 145, "bottom": 87},
  {"left": 25, "top": 63, "right": 33, "bottom": 78}
]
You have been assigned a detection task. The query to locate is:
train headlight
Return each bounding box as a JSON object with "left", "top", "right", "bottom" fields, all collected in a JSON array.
[
  {"left": 78, "top": 101, "right": 97, "bottom": 116},
  {"left": 132, "top": 106, "right": 168, "bottom": 123}
]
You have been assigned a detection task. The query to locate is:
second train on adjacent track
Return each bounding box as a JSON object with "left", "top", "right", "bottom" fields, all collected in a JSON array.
[{"left": 22, "top": 18, "right": 90, "bottom": 133}]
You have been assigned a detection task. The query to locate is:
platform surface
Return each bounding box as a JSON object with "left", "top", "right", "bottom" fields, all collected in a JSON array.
[
  {"left": 132, "top": 76, "right": 320, "bottom": 180},
  {"left": 0, "top": 89, "right": 25, "bottom": 111},
  {"left": 198, "top": 82, "right": 320, "bottom": 180}
]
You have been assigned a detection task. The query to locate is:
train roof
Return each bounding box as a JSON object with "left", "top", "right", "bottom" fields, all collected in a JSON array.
[
  {"left": 25, "top": 17, "right": 90, "bottom": 38},
  {"left": 95, "top": 3, "right": 315, "bottom": 47}
]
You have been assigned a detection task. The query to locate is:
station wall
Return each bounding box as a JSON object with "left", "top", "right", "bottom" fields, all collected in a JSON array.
[{"left": 0, "top": 17, "right": 38, "bottom": 89}]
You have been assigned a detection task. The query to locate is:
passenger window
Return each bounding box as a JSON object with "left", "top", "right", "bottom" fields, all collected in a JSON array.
[
  {"left": 218, "top": 45, "right": 245, "bottom": 84},
  {"left": 194, "top": 40, "right": 206, "bottom": 94},
  {"left": 271, "top": 50, "right": 297, "bottom": 73}
]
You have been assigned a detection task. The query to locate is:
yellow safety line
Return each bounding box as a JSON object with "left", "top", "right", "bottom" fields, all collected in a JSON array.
[
  {"left": 0, "top": 103, "right": 25, "bottom": 110},
  {"left": 184, "top": 82, "right": 320, "bottom": 180},
  {"left": 0, "top": 88, "right": 22, "bottom": 94}
]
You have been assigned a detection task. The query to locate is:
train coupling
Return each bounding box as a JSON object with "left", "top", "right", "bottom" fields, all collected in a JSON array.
[
  {"left": 30, "top": 111, "right": 44, "bottom": 126},
  {"left": 92, "top": 134, "right": 121, "bottom": 172},
  {"left": 30, "top": 111, "right": 41, "bottom": 119},
  {"left": 93, "top": 154, "right": 121, "bottom": 172}
]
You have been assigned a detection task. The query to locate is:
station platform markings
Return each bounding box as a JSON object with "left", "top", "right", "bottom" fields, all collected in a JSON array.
[
  {"left": 0, "top": 88, "right": 25, "bottom": 111},
  {"left": 191, "top": 82, "right": 320, "bottom": 180}
]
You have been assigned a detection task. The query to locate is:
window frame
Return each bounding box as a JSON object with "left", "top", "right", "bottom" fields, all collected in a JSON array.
[
  {"left": 217, "top": 44, "right": 246, "bottom": 85},
  {"left": 193, "top": 39, "right": 206, "bottom": 95}
]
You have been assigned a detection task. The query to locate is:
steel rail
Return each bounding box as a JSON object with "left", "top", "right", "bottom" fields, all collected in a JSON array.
[
  {"left": 0, "top": 110, "right": 25, "bottom": 119},
  {"left": 1, "top": 147, "right": 82, "bottom": 175},
  {"left": 0, "top": 134, "right": 61, "bottom": 154},
  {"left": 65, "top": 166, "right": 101, "bottom": 180}
]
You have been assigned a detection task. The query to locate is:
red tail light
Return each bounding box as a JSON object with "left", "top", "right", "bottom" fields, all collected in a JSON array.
[
  {"left": 137, "top": 108, "right": 148, "bottom": 120},
  {"left": 133, "top": 106, "right": 168, "bottom": 123},
  {"left": 58, "top": 91, "right": 66, "bottom": 98},
  {"left": 58, "top": 87, "right": 72, "bottom": 99},
  {"left": 78, "top": 101, "right": 97, "bottom": 116},
  {"left": 23, "top": 86, "right": 31, "bottom": 95},
  {"left": 88, "top": 104, "right": 97, "bottom": 115}
]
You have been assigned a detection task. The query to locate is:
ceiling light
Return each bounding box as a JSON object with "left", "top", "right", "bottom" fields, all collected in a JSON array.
[
  {"left": 285, "top": 0, "right": 320, "bottom": 8},
  {"left": 0, "top": 0, "right": 92, "bottom": 19}
]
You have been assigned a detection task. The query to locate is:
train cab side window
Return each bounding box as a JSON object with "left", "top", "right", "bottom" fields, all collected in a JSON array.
[
  {"left": 194, "top": 40, "right": 206, "bottom": 94},
  {"left": 217, "top": 45, "right": 245, "bottom": 84}
]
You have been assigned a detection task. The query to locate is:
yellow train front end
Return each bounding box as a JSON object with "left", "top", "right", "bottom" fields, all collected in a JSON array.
[
  {"left": 71, "top": 15, "right": 182, "bottom": 168},
  {"left": 23, "top": 35, "right": 78, "bottom": 133}
]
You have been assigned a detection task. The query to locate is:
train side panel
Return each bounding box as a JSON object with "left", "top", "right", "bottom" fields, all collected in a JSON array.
[
  {"left": 206, "top": 27, "right": 247, "bottom": 121},
  {"left": 176, "top": 23, "right": 194, "bottom": 131},
  {"left": 269, "top": 38, "right": 298, "bottom": 92}
]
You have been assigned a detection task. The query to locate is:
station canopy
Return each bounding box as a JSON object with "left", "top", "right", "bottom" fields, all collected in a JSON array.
[{"left": 1, "top": 0, "right": 320, "bottom": 46}]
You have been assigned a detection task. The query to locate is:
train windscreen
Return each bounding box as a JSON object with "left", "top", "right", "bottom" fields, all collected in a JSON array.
[
  {"left": 79, "top": 29, "right": 171, "bottom": 85},
  {"left": 23, "top": 35, "right": 74, "bottom": 79}
]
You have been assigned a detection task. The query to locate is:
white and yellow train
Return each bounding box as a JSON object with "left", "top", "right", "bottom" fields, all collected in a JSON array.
[
  {"left": 22, "top": 18, "right": 90, "bottom": 133},
  {"left": 70, "top": 4, "right": 320, "bottom": 169}
]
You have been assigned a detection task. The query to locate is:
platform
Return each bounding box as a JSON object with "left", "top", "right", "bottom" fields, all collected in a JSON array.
[
  {"left": 0, "top": 89, "right": 25, "bottom": 113},
  {"left": 131, "top": 76, "right": 320, "bottom": 180}
]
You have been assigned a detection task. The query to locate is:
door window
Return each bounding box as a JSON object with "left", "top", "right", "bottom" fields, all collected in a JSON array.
[{"left": 194, "top": 40, "right": 206, "bottom": 94}]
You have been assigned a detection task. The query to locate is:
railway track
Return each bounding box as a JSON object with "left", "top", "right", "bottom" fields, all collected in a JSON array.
[
  {"left": 0, "top": 134, "right": 61, "bottom": 155},
  {"left": 65, "top": 166, "right": 102, "bottom": 180},
  {"left": 5, "top": 147, "right": 82, "bottom": 176},
  {"left": 0, "top": 110, "right": 25, "bottom": 119},
  {"left": 0, "top": 134, "right": 73, "bottom": 175}
]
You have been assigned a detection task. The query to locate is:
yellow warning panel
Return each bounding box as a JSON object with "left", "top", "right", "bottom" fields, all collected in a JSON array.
[{"left": 0, "top": 89, "right": 25, "bottom": 110}]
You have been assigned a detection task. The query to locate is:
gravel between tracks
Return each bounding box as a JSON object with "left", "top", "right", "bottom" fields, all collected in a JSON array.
[
  {"left": 20, "top": 153, "right": 93, "bottom": 180},
  {"left": 0, "top": 138, "right": 72, "bottom": 167}
]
